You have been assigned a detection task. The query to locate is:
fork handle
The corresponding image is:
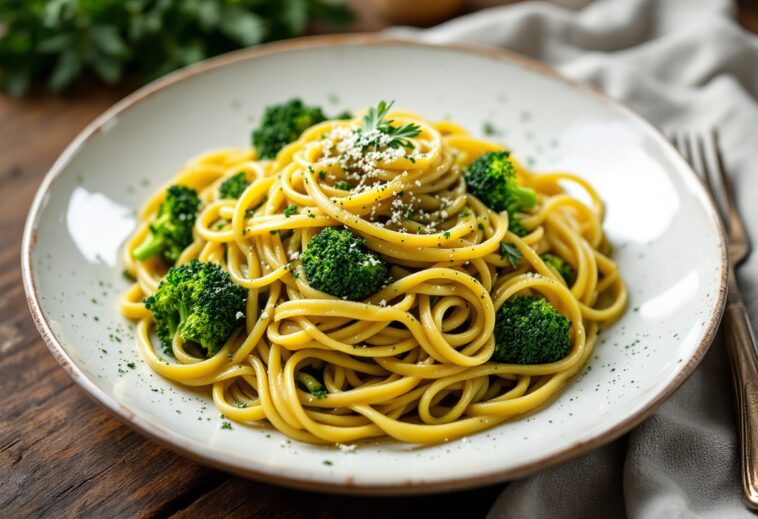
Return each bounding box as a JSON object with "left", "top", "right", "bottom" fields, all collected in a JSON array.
[{"left": 725, "top": 292, "right": 758, "bottom": 509}]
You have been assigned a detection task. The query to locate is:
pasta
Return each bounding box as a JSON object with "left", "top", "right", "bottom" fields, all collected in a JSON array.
[{"left": 120, "top": 103, "right": 627, "bottom": 445}]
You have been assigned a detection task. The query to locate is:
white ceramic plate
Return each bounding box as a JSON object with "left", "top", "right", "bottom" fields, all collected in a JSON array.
[{"left": 22, "top": 35, "right": 727, "bottom": 494}]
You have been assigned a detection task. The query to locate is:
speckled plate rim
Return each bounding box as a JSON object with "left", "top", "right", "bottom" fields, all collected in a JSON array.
[{"left": 21, "top": 34, "right": 728, "bottom": 495}]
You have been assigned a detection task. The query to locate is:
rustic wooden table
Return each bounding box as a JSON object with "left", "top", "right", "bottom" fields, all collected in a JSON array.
[{"left": 3, "top": 2, "right": 757, "bottom": 517}]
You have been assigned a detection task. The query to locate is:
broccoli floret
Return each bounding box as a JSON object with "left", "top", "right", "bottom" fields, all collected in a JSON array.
[
  {"left": 464, "top": 151, "right": 536, "bottom": 236},
  {"left": 218, "top": 172, "right": 250, "bottom": 199},
  {"left": 492, "top": 296, "right": 571, "bottom": 364},
  {"left": 541, "top": 253, "right": 575, "bottom": 284},
  {"left": 252, "top": 99, "right": 327, "bottom": 159},
  {"left": 301, "top": 227, "right": 388, "bottom": 300},
  {"left": 133, "top": 185, "right": 200, "bottom": 263},
  {"left": 144, "top": 259, "right": 247, "bottom": 357},
  {"left": 295, "top": 371, "right": 327, "bottom": 399}
]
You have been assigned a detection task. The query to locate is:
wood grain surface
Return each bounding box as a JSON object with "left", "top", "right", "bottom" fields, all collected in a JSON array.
[{"left": 2, "top": 2, "right": 757, "bottom": 517}]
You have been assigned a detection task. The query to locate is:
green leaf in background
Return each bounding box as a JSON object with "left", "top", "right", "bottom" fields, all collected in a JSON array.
[
  {"left": 37, "top": 33, "right": 75, "bottom": 53},
  {"left": 90, "top": 52, "right": 123, "bottom": 84},
  {"left": 219, "top": 7, "right": 265, "bottom": 46},
  {"left": 282, "top": 0, "right": 310, "bottom": 36},
  {"left": 3, "top": 68, "right": 32, "bottom": 98},
  {"left": 0, "top": 0, "right": 354, "bottom": 96},
  {"left": 195, "top": 1, "right": 222, "bottom": 31},
  {"left": 310, "top": 0, "right": 355, "bottom": 27},
  {"left": 49, "top": 48, "right": 83, "bottom": 91},
  {"left": 88, "top": 25, "right": 130, "bottom": 57}
]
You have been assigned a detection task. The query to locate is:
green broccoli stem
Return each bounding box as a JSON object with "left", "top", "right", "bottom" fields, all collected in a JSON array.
[
  {"left": 295, "top": 371, "right": 327, "bottom": 398},
  {"left": 133, "top": 232, "right": 165, "bottom": 261},
  {"left": 178, "top": 300, "right": 191, "bottom": 325},
  {"left": 175, "top": 300, "right": 192, "bottom": 341},
  {"left": 164, "top": 313, "right": 180, "bottom": 344},
  {"left": 175, "top": 300, "right": 216, "bottom": 354},
  {"left": 513, "top": 185, "right": 537, "bottom": 209},
  {"left": 133, "top": 212, "right": 174, "bottom": 260}
]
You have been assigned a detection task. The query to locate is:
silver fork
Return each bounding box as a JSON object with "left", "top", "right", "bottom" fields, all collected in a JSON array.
[{"left": 671, "top": 130, "right": 758, "bottom": 509}]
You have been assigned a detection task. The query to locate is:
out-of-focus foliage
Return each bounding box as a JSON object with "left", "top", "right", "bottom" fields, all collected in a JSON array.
[{"left": 0, "top": 0, "right": 353, "bottom": 96}]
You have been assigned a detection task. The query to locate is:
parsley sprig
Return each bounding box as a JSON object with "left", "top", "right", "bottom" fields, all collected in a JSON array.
[
  {"left": 358, "top": 100, "right": 421, "bottom": 150},
  {"left": 0, "top": 1, "right": 354, "bottom": 96},
  {"left": 499, "top": 242, "right": 522, "bottom": 268}
]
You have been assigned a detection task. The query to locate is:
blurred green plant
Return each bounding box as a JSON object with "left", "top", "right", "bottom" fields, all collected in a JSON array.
[{"left": 0, "top": 0, "right": 353, "bottom": 96}]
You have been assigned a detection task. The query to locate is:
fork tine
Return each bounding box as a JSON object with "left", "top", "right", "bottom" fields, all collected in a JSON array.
[
  {"left": 710, "top": 130, "right": 747, "bottom": 243},
  {"left": 672, "top": 132, "right": 701, "bottom": 180},
  {"left": 670, "top": 132, "right": 689, "bottom": 166},
  {"left": 690, "top": 133, "right": 710, "bottom": 184},
  {"left": 669, "top": 131, "right": 727, "bottom": 227},
  {"left": 670, "top": 132, "right": 683, "bottom": 159},
  {"left": 696, "top": 132, "right": 729, "bottom": 231},
  {"left": 678, "top": 133, "right": 692, "bottom": 167}
]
